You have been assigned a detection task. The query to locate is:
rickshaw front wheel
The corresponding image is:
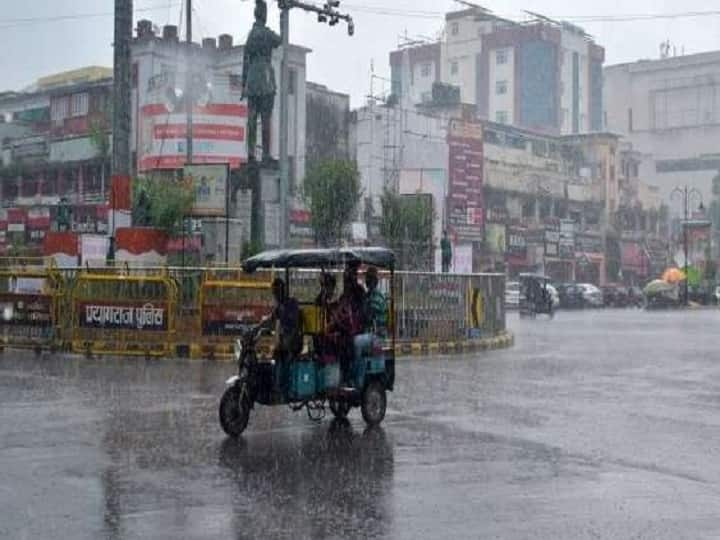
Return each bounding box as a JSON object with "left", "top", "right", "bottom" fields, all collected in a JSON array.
[
  {"left": 361, "top": 381, "right": 387, "bottom": 426},
  {"left": 329, "top": 399, "right": 351, "bottom": 419},
  {"left": 219, "top": 385, "right": 250, "bottom": 437}
]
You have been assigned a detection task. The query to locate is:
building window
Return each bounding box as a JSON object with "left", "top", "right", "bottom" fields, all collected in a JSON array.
[
  {"left": 421, "top": 63, "right": 431, "bottom": 78},
  {"left": 522, "top": 199, "right": 535, "bottom": 219},
  {"left": 496, "top": 48, "right": 508, "bottom": 65},
  {"left": 50, "top": 97, "right": 69, "bottom": 123},
  {"left": 495, "top": 80, "right": 508, "bottom": 95},
  {"left": 450, "top": 61, "right": 459, "bottom": 76},
  {"left": 451, "top": 22, "right": 459, "bottom": 36},
  {"left": 628, "top": 108, "right": 633, "bottom": 131},
  {"left": 70, "top": 93, "right": 89, "bottom": 117},
  {"left": 496, "top": 110, "right": 508, "bottom": 124}
]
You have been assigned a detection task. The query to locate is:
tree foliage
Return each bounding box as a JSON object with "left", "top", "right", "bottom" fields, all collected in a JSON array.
[
  {"left": 88, "top": 119, "right": 110, "bottom": 161},
  {"left": 380, "top": 188, "right": 435, "bottom": 270},
  {"left": 132, "top": 177, "right": 195, "bottom": 235},
  {"left": 302, "top": 159, "right": 361, "bottom": 247}
]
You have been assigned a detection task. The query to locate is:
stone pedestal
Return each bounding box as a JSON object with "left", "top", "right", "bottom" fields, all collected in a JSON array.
[{"left": 233, "top": 161, "right": 281, "bottom": 251}]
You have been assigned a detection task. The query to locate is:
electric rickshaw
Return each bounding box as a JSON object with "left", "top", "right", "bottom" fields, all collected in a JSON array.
[
  {"left": 519, "top": 273, "right": 554, "bottom": 318},
  {"left": 218, "top": 248, "right": 396, "bottom": 437}
]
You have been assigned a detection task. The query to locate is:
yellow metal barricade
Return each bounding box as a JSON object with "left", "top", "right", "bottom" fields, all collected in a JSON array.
[
  {"left": 197, "top": 269, "right": 275, "bottom": 359},
  {"left": 70, "top": 268, "right": 178, "bottom": 357},
  {"left": 0, "top": 258, "right": 64, "bottom": 354}
]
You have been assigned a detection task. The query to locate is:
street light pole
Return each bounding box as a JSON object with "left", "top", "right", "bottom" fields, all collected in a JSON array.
[
  {"left": 276, "top": 0, "right": 354, "bottom": 248},
  {"left": 671, "top": 185, "right": 703, "bottom": 306},
  {"left": 185, "top": 0, "right": 193, "bottom": 164},
  {"left": 683, "top": 187, "right": 689, "bottom": 305}
]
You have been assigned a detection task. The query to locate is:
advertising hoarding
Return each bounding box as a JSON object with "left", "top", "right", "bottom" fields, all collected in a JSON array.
[
  {"left": 447, "top": 119, "right": 484, "bottom": 242},
  {"left": 183, "top": 164, "right": 229, "bottom": 217},
  {"left": 485, "top": 223, "right": 507, "bottom": 255},
  {"left": 138, "top": 65, "right": 248, "bottom": 171}
]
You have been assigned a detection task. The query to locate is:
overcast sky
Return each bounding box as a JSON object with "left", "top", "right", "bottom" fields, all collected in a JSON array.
[{"left": 3, "top": 0, "right": 720, "bottom": 106}]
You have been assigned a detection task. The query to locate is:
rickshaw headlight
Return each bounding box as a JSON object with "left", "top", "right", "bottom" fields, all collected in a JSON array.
[{"left": 233, "top": 339, "right": 243, "bottom": 361}]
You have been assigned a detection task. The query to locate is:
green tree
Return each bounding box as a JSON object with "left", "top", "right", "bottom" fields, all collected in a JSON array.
[
  {"left": 380, "top": 188, "right": 435, "bottom": 270},
  {"left": 302, "top": 159, "right": 361, "bottom": 247},
  {"left": 132, "top": 177, "right": 195, "bottom": 235}
]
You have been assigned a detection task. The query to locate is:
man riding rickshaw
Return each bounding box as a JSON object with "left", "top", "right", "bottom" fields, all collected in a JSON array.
[
  {"left": 219, "top": 248, "right": 396, "bottom": 437},
  {"left": 519, "top": 273, "right": 554, "bottom": 318}
]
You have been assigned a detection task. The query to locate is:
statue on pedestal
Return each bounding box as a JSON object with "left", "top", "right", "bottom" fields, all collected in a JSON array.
[{"left": 242, "top": 0, "right": 281, "bottom": 165}]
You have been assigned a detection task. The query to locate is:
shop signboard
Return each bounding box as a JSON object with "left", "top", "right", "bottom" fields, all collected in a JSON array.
[{"left": 447, "top": 119, "right": 484, "bottom": 242}]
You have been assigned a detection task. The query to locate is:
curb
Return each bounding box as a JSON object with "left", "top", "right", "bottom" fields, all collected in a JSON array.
[
  {"left": 394, "top": 331, "right": 515, "bottom": 358},
  {"left": 2, "top": 332, "right": 515, "bottom": 362},
  {"left": 172, "top": 331, "right": 515, "bottom": 362}
]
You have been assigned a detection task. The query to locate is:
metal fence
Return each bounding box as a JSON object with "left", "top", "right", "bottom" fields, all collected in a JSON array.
[{"left": 0, "top": 261, "right": 506, "bottom": 357}]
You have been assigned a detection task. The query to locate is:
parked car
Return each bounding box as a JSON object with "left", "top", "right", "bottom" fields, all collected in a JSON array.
[
  {"left": 579, "top": 283, "right": 604, "bottom": 308},
  {"left": 628, "top": 286, "right": 644, "bottom": 307},
  {"left": 556, "top": 283, "right": 585, "bottom": 309},
  {"left": 505, "top": 281, "right": 520, "bottom": 309},
  {"left": 714, "top": 286, "right": 720, "bottom": 305},
  {"left": 602, "top": 285, "right": 630, "bottom": 307}
]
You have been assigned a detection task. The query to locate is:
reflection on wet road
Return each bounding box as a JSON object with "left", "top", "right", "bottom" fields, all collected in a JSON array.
[{"left": 2, "top": 309, "right": 720, "bottom": 538}]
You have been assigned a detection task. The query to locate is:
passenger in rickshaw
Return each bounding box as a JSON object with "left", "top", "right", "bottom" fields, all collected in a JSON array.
[
  {"left": 314, "top": 273, "right": 338, "bottom": 354},
  {"left": 365, "top": 266, "right": 387, "bottom": 337},
  {"left": 315, "top": 273, "right": 338, "bottom": 312},
  {"left": 263, "top": 277, "right": 302, "bottom": 360},
  {"left": 326, "top": 262, "right": 367, "bottom": 384}
]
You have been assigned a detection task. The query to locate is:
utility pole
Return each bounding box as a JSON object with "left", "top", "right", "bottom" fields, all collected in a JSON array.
[
  {"left": 112, "top": 0, "right": 132, "bottom": 177},
  {"left": 185, "top": 0, "right": 193, "bottom": 164},
  {"left": 279, "top": 5, "right": 290, "bottom": 248},
  {"left": 277, "top": 0, "right": 354, "bottom": 247},
  {"left": 110, "top": 0, "right": 133, "bottom": 262}
]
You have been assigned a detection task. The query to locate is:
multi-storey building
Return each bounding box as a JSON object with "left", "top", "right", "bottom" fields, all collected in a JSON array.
[
  {"left": 389, "top": 7, "right": 604, "bottom": 135},
  {"left": 605, "top": 50, "right": 720, "bottom": 208}
]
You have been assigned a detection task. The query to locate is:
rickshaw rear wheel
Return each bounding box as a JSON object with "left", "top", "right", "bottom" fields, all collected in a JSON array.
[
  {"left": 219, "top": 385, "right": 250, "bottom": 437},
  {"left": 329, "top": 399, "right": 350, "bottom": 419},
  {"left": 361, "top": 381, "right": 387, "bottom": 426}
]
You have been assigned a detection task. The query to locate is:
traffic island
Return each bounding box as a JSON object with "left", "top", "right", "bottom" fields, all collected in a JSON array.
[{"left": 395, "top": 331, "right": 514, "bottom": 358}]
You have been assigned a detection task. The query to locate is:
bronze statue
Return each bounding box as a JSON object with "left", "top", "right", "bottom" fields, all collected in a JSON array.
[{"left": 242, "top": 0, "right": 281, "bottom": 164}]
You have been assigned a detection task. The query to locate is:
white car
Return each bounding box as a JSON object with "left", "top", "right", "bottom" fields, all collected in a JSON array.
[
  {"left": 505, "top": 281, "right": 520, "bottom": 309},
  {"left": 578, "top": 283, "right": 604, "bottom": 307},
  {"left": 546, "top": 284, "right": 560, "bottom": 308}
]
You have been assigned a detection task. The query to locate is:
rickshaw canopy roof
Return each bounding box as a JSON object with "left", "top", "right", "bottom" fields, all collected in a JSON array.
[{"left": 243, "top": 247, "right": 396, "bottom": 273}]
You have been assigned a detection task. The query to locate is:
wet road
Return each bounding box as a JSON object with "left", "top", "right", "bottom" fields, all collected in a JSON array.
[{"left": 3, "top": 309, "right": 720, "bottom": 539}]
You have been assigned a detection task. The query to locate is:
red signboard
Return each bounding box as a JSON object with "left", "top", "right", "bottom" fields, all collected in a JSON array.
[
  {"left": 7, "top": 208, "right": 27, "bottom": 224},
  {"left": 447, "top": 119, "right": 484, "bottom": 242},
  {"left": 202, "top": 305, "right": 271, "bottom": 336}
]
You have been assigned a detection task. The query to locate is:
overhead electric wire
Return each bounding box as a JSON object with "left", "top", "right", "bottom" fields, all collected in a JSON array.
[
  {"left": 342, "top": 3, "right": 720, "bottom": 24},
  {"left": 4, "top": 4, "right": 720, "bottom": 28},
  {"left": 0, "top": 3, "right": 182, "bottom": 29}
]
